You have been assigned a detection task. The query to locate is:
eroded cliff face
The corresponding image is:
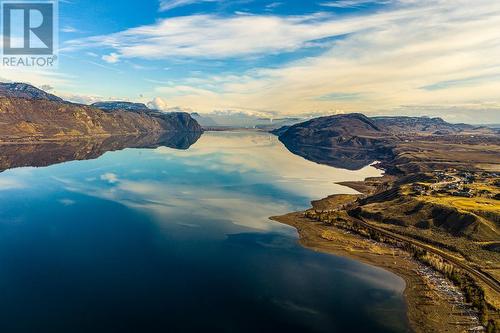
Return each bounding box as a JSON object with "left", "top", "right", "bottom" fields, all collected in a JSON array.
[
  {"left": 149, "top": 111, "right": 203, "bottom": 133},
  {"left": 0, "top": 97, "right": 202, "bottom": 142}
]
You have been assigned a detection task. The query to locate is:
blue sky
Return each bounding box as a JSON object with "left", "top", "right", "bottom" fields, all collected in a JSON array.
[
  {"left": 3, "top": 0, "right": 500, "bottom": 123},
  {"left": 56, "top": 0, "right": 384, "bottom": 99}
]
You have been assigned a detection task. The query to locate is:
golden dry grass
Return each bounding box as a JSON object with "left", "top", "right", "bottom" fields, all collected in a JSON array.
[{"left": 419, "top": 195, "right": 500, "bottom": 213}]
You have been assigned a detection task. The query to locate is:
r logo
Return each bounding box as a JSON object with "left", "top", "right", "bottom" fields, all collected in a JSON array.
[{"left": 2, "top": 2, "right": 54, "bottom": 55}]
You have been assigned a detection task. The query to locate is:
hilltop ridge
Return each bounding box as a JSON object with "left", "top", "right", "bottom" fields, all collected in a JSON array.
[
  {"left": 0, "top": 82, "right": 64, "bottom": 102},
  {"left": 0, "top": 82, "right": 202, "bottom": 142},
  {"left": 274, "top": 113, "right": 498, "bottom": 171}
]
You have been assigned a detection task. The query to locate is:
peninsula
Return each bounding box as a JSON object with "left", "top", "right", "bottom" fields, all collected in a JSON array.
[{"left": 272, "top": 114, "right": 500, "bottom": 333}]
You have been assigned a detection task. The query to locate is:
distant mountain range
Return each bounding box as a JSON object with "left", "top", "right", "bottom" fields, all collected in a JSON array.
[
  {"left": 0, "top": 83, "right": 202, "bottom": 142},
  {"left": 190, "top": 111, "right": 303, "bottom": 130},
  {"left": 2, "top": 81, "right": 496, "bottom": 152},
  {"left": 371, "top": 116, "right": 491, "bottom": 135},
  {"left": 92, "top": 101, "right": 150, "bottom": 112}
]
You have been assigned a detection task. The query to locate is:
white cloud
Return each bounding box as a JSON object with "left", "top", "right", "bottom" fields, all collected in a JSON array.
[
  {"left": 159, "top": 0, "right": 218, "bottom": 11},
  {"left": 61, "top": 26, "right": 79, "bottom": 33},
  {"left": 320, "top": 0, "right": 391, "bottom": 8},
  {"left": 265, "top": 2, "right": 283, "bottom": 10},
  {"left": 148, "top": 1, "right": 500, "bottom": 122},
  {"left": 66, "top": 11, "right": 415, "bottom": 59},
  {"left": 0, "top": 67, "right": 72, "bottom": 93},
  {"left": 147, "top": 96, "right": 169, "bottom": 110},
  {"left": 63, "top": 0, "right": 500, "bottom": 122},
  {"left": 58, "top": 92, "right": 103, "bottom": 105},
  {"left": 102, "top": 52, "right": 120, "bottom": 63}
]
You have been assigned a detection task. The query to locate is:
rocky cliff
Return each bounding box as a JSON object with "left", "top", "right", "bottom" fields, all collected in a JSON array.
[{"left": 0, "top": 83, "right": 202, "bottom": 142}]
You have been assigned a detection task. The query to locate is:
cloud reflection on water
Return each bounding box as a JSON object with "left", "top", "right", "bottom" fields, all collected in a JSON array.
[
  {"left": 0, "top": 131, "right": 408, "bottom": 333},
  {"left": 50, "top": 131, "right": 381, "bottom": 234}
]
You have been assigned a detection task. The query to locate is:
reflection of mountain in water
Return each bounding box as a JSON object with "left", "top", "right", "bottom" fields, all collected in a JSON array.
[
  {"left": 273, "top": 113, "right": 497, "bottom": 171},
  {"left": 274, "top": 114, "right": 395, "bottom": 171},
  {"left": 0, "top": 131, "right": 202, "bottom": 173},
  {"left": 279, "top": 142, "right": 390, "bottom": 171}
]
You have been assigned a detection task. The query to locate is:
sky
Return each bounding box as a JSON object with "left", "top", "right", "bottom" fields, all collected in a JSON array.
[{"left": 2, "top": 0, "right": 500, "bottom": 123}]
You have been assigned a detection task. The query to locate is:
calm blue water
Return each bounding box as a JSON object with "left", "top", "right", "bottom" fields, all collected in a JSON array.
[{"left": 0, "top": 131, "right": 409, "bottom": 333}]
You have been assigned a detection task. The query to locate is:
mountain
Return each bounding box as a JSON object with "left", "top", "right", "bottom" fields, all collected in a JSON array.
[
  {"left": 191, "top": 111, "right": 303, "bottom": 129},
  {"left": 191, "top": 113, "right": 219, "bottom": 127},
  {"left": 481, "top": 123, "right": 500, "bottom": 130},
  {"left": 274, "top": 113, "right": 496, "bottom": 170},
  {"left": 275, "top": 113, "right": 395, "bottom": 170},
  {"left": 279, "top": 113, "right": 386, "bottom": 143},
  {"left": 0, "top": 82, "right": 64, "bottom": 102},
  {"left": 0, "top": 83, "right": 202, "bottom": 142},
  {"left": 92, "top": 101, "right": 150, "bottom": 112},
  {"left": 92, "top": 101, "right": 202, "bottom": 132},
  {"left": 371, "top": 116, "right": 492, "bottom": 135}
]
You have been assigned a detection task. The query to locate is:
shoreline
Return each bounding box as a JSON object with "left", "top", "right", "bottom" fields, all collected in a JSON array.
[
  {"left": 271, "top": 211, "right": 482, "bottom": 333},
  {"left": 271, "top": 186, "right": 487, "bottom": 333}
]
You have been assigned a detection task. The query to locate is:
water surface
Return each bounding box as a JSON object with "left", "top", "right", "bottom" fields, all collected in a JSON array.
[{"left": 0, "top": 131, "right": 409, "bottom": 332}]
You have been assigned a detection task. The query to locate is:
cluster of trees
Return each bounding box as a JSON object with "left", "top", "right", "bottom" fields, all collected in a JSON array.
[{"left": 415, "top": 251, "right": 497, "bottom": 332}]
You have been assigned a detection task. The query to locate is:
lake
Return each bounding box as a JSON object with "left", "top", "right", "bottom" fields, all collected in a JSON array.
[{"left": 0, "top": 131, "right": 409, "bottom": 333}]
